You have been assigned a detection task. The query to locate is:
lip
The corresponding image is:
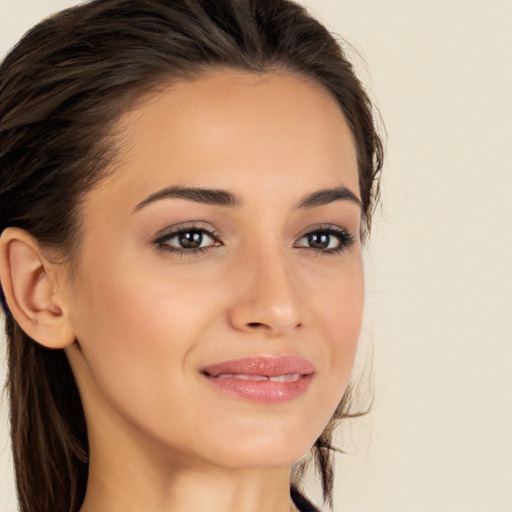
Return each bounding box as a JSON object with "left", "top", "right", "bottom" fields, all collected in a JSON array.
[{"left": 200, "top": 356, "right": 315, "bottom": 404}]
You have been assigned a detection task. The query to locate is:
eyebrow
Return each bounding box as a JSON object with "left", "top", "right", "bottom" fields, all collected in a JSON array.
[
  {"left": 295, "top": 186, "right": 362, "bottom": 210},
  {"left": 134, "top": 186, "right": 241, "bottom": 211},
  {"left": 134, "top": 185, "right": 362, "bottom": 212}
]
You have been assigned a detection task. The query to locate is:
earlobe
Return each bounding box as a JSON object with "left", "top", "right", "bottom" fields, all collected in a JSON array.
[{"left": 0, "top": 227, "right": 75, "bottom": 349}]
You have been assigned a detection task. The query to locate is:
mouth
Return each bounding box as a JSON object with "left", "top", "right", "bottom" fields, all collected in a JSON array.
[
  {"left": 200, "top": 356, "right": 315, "bottom": 403},
  {"left": 208, "top": 372, "right": 303, "bottom": 382}
]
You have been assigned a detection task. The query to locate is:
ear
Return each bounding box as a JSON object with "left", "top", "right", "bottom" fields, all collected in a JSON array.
[{"left": 0, "top": 227, "right": 75, "bottom": 349}]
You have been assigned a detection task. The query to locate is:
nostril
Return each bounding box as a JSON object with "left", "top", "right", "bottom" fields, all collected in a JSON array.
[{"left": 247, "top": 322, "right": 266, "bottom": 328}]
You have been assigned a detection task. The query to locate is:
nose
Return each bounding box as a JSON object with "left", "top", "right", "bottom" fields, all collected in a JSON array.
[{"left": 227, "top": 247, "right": 310, "bottom": 336}]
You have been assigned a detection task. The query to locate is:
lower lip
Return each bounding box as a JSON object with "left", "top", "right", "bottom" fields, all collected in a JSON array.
[{"left": 202, "top": 373, "right": 314, "bottom": 403}]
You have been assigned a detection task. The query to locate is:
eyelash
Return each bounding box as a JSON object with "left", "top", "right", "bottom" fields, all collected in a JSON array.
[
  {"left": 294, "top": 226, "right": 355, "bottom": 255},
  {"left": 153, "top": 225, "right": 355, "bottom": 257},
  {"left": 153, "top": 226, "right": 221, "bottom": 257}
]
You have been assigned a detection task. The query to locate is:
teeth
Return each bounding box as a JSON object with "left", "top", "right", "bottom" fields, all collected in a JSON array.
[
  {"left": 269, "top": 373, "right": 301, "bottom": 382},
  {"left": 216, "top": 373, "right": 269, "bottom": 381},
  {"left": 214, "top": 373, "right": 301, "bottom": 382}
]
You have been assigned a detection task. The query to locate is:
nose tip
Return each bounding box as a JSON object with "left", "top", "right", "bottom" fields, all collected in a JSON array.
[
  {"left": 227, "top": 262, "right": 308, "bottom": 336},
  {"left": 230, "top": 300, "right": 303, "bottom": 335},
  {"left": 244, "top": 303, "right": 303, "bottom": 332}
]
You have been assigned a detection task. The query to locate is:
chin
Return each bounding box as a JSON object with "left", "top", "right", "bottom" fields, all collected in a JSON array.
[{"left": 196, "top": 429, "right": 317, "bottom": 470}]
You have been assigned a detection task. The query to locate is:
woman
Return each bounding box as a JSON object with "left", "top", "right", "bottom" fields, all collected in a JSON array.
[{"left": 0, "top": 0, "right": 383, "bottom": 511}]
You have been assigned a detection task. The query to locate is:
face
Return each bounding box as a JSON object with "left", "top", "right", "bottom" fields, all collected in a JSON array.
[{"left": 64, "top": 70, "right": 364, "bottom": 471}]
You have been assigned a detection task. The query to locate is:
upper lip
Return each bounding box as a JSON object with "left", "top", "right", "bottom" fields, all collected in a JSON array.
[{"left": 201, "top": 356, "right": 315, "bottom": 377}]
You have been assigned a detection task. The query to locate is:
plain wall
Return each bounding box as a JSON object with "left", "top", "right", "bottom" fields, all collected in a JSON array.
[{"left": 1, "top": 1, "right": 511, "bottom": 511}]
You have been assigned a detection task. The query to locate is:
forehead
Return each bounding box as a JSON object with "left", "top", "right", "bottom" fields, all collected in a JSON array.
[{"left": 92, "top": 70, "right": 359, "bottom": 209}]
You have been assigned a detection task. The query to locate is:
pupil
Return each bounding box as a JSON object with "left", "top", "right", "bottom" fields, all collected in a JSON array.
[
  {"left": 180, "top": 231, "right": 202, "bottom": 249},
  {"left": 309, "top": 233, "right": 329, "bottom": 249}
]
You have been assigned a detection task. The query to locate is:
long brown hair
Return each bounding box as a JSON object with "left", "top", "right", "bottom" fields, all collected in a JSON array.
[{"left": 0, "top": 1, "right": 383, "bottom": 510}]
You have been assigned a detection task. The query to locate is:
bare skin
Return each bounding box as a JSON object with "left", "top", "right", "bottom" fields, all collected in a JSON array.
[{"left": 0, "top": 70, "right": 363, "bottom": 511}]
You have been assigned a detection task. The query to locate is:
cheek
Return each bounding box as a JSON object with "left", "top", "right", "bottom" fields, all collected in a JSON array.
[
  {"left": 73, "top": 243, "right": 219, "bottom": 347},
  {"left": 311, "top": 257, "right": 365, "bottom": 398},
  {"left": 328, "top": 269, "right": 364, "bottom": 353},
  {"left": 68, "top": 253, "right": 222, "bottom": 434}
]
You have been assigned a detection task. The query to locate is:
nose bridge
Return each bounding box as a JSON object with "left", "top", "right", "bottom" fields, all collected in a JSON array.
[
  {"left": 254, "top": 243, "right": 297, "bottom": 308},
  {"left": 228, "top": 237, "right": 308, "bottom": 334}
]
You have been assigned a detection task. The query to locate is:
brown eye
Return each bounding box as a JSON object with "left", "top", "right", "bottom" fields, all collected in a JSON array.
[
  {"left": 156, "top": 228, "right": 218, "bottom": 252},
  {"left": 178, "top": 231, "right": 205, "bottom": 249},
  {"left": 307, "top": 232, "right": 332, "bottom": 249},
  {"left": 295, "top": 227, "right": 354, "bottom": 253}
]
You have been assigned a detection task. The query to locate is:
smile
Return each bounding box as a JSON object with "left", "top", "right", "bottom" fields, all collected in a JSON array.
[
  {"left": 214, "top": 373, "right": 301, "bottom": 382},
  {"left": 201, "top": 356, "right": 315, "bottom": 403}
]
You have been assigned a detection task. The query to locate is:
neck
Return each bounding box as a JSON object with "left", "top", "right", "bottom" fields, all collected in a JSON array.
[
  {"left": 79, "top": 429, "right": 301, "bottom": 512},
  {"left": 80, "top": 464, "right": 300, "bottom": 512}
]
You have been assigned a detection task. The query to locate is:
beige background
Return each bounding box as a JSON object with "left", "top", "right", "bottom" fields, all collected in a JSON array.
[{"left": 1, "top": 0, "right": 511, "bottom": 511}]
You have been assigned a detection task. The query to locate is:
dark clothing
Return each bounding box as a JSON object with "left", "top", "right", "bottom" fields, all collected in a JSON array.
[{"left": 290, "top": 486, "right": 321, "bottom": 512}]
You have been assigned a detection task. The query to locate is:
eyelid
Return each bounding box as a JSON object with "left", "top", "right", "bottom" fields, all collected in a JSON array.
[
  {"left": 152, "top": 221, "right": 218, "bottom": 241},
  {"left": 295, "top": 223, "right": 354, "bottom": 239},
  {"left": 152, "top": 222, "right": 222, "bottom": 254},
  {"left": 293, "top": 224, "right": 355, "bottom": 253},
  {"left": 151, "top": 221, "right": 355, "bottom": 258},
  {"left": 156, "top": 229, "right": 217, "bottom": 247}
]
